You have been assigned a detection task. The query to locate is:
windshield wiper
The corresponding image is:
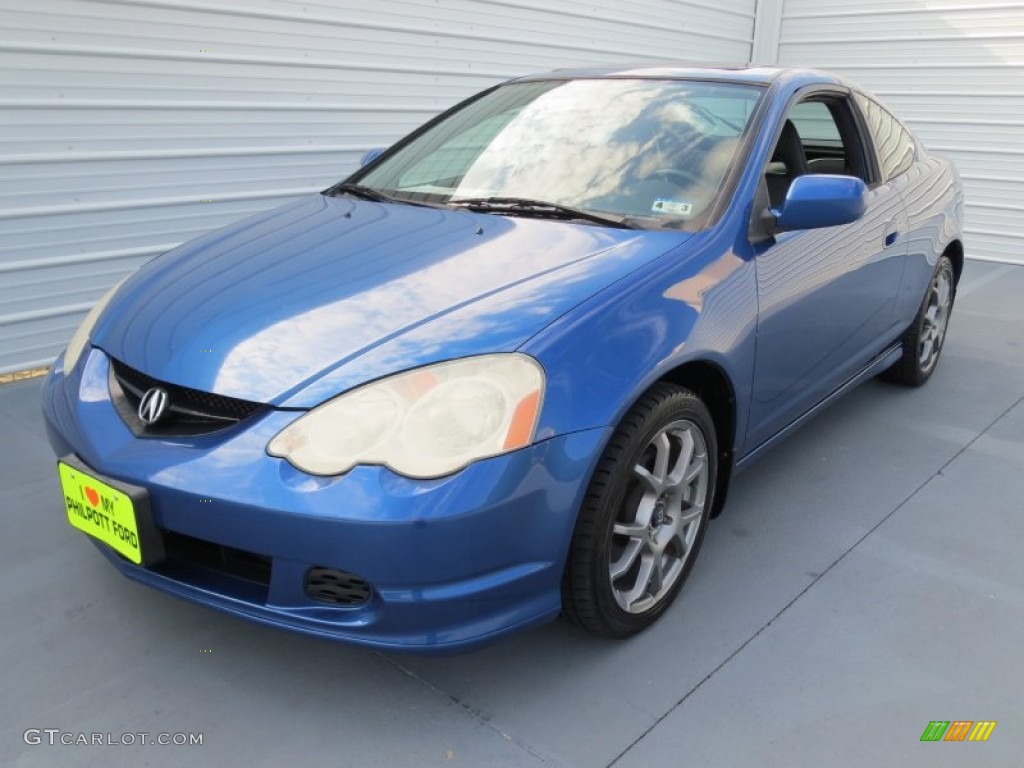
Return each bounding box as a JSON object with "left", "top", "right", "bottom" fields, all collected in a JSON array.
[
  {"left": 328, "top": 183, "right": 442, "bottom": 209},
  {"left": 448, "top": 197, "right": 635, "bottom": 229},
  {"left": 330, "top": 182, "right": 395, "bottom": 202}
]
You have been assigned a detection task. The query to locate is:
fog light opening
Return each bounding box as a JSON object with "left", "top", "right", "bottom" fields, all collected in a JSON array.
[{"left": 304, "top": 566, "right": 372, "bottom": 605}]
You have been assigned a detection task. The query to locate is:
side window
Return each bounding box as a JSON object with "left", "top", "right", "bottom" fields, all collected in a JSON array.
[
  {"left": 766, "top": 96, "right": 866, "bottom": 208},
  {"left": 789, "top": 101, "right": 841, "bottom": 144},
  {"left": 854, "top": 93, "right": 915, "bottom": 181}
]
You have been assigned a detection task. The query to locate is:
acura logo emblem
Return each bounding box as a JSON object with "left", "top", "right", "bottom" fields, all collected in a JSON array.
[{"left": 138, "top": 387, "right": 169, "bottom": 425}]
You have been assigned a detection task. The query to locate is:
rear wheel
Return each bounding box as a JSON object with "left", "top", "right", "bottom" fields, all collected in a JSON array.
[
  {"left": 883, "top": 254, "right": 955, "bottom": 386},
  {"left": 563, "top": 383, "right": 717, "bottom": 638}
]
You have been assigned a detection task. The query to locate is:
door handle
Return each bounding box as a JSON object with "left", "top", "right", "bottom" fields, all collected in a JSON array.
[{"left": 883, "top": 219, "right": 900, "bottom": 247}]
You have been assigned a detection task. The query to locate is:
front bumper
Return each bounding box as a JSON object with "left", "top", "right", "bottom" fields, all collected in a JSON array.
[{"left": 41, "top": 348, "right": 610, "bottom": 652}]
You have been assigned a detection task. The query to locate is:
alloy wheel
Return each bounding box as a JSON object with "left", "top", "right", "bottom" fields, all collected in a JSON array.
[
  {"left": 608, "top": 420, "right": 709, "bottom": 614},
  {"left": 919, "top": 265, "right": 953, "bottom": 373}
]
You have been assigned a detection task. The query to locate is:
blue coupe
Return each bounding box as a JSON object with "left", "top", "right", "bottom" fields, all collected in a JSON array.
[{"left": 42, "top": 65, "right": 963, "bottom": 651}]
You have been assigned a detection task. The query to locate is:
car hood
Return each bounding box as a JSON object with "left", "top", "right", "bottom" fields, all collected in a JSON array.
[{"left": 94, "top": 195, "right": 692, "bottom": 406}]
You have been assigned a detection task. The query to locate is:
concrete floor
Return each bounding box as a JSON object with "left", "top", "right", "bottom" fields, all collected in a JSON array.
[{"left": 2, "top": 260, "right": 1021, "bottom": 767}]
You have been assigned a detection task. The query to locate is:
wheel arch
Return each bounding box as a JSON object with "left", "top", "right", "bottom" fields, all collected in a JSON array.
[
  {"left": 943, "top": 239, "right": 964, "bottom": 286},
  {"left": 657, "top": 359, "right": 737, "bottom": 519}
]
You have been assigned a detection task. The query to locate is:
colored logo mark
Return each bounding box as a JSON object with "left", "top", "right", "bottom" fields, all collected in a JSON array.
[{"left": 921, "top": 721, "right": 996, "bottom": 742}]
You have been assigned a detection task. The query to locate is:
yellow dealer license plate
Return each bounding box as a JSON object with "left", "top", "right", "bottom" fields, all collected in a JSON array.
[{"left": 59, "top": 460, "right": 144, "bottom": 564}]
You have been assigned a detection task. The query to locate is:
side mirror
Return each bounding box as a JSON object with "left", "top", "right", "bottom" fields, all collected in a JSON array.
[
  {"left": 360, "top": 147, "right": 386, "bottom": 167},
  {"left": 773, "top": 174, "right": 867, "bottom": 232}
]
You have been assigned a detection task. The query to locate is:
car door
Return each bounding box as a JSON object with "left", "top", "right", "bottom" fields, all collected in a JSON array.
[
  {"left": 852, "top": 91, "right": 924, "bottom": 324},
  {"left": 745, "top": 87, "right": 908, "bottom": 450}
]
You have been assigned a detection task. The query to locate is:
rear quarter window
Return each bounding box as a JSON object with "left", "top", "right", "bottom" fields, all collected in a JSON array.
[{"left": 855, "top": 93, "right": 915, "bottom": 180}]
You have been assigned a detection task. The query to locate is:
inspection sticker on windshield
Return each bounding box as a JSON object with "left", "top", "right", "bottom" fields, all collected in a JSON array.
[{"left": 652, "top": 198, "right": 693, "bottom": 216}]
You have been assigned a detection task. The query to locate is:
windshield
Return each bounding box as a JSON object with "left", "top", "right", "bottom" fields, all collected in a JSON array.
[{"left": 346, "top": 78, "right": 764, "bottom": 229}]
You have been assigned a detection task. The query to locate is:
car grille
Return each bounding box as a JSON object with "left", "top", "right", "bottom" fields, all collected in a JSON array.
[{"left": 108, "top": 357, "right": 267, "bottom": 436}]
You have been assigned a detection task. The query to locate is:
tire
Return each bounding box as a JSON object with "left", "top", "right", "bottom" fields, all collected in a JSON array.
[
  {"left": 562, "top": 383, "right": 718, "bottom": 638},
  {"left": 882, "top": 254, "right": 956, "bottom": 386}
]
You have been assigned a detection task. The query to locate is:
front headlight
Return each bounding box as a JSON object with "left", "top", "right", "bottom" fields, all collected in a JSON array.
[
  {"left": 267, "top": 354, "right": 545, "bottom": 479},
  {"left": 63, "top": 276, "right": 130, "bottom": 372}
]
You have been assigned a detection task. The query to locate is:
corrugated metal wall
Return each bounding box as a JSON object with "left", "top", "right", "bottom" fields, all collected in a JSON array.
[
  {"left": 775, "top": 0, "right": 1024, "bottom": 266},
  {"left": 0, "top": 0, "right": 756, "bottom": 374}
]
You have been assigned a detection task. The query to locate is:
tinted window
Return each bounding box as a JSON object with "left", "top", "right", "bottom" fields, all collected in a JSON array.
[
  {"left": 355, "top": 79, "right": 765, "bottom": 227},
  {"left": 855, "top": 93, "right": 915, "bottom": 180}
]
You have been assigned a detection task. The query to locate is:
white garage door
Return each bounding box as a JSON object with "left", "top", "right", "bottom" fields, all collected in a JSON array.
[
  {"left": 0, "top": 0, "right": 756, "bottom": 374},
  {"left": 775, "top": 0, "right": 1024, "bottom": 265}
]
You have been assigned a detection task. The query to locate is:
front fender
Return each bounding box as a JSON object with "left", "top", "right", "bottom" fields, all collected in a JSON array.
[{"left": 522, "top": 231, "right": 758, "bottom": 458}]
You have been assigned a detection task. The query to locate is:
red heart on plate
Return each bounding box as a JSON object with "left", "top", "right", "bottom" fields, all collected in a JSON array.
[{"left": 84, "top": 487, "right": 100, "bottom": 507}]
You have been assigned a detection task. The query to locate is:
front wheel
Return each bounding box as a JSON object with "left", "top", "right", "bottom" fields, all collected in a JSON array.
[
  {"left": 562, "top": 383, "right": 717, "bottom": 638},
  {"left": 882, "top": 255, "right": 955, "bottom": 386}
]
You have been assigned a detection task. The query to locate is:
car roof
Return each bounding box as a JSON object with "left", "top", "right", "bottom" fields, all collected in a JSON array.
[{"left": 511, "top": 63, "right": 842, "bottom": 87}]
